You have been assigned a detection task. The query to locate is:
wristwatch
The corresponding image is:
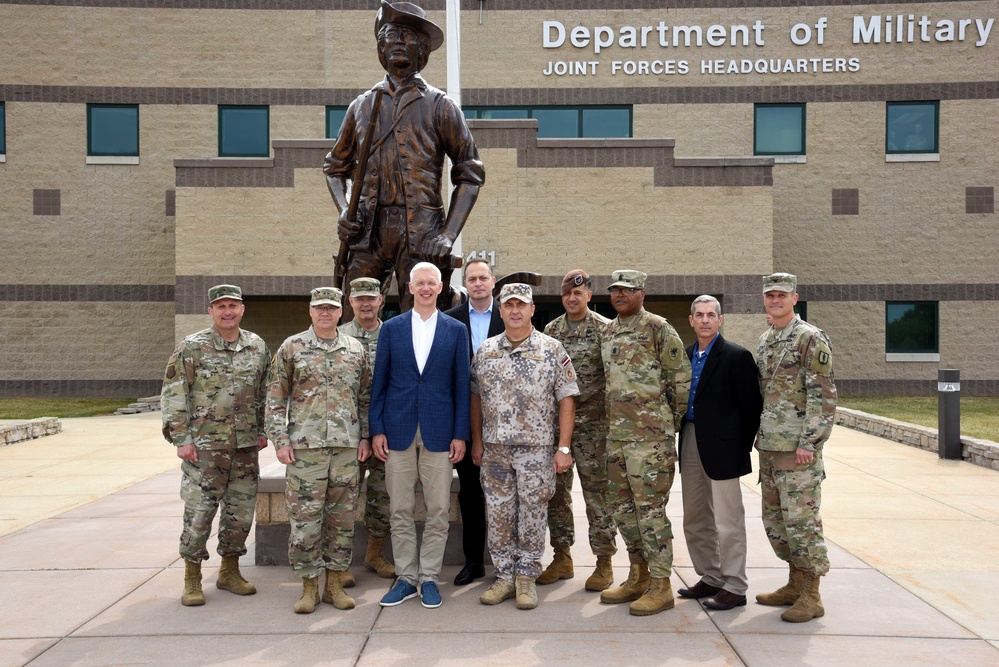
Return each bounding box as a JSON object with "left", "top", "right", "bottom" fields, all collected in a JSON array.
[{"left": 557, "top": 446, "right": 571, "bottom": 455}]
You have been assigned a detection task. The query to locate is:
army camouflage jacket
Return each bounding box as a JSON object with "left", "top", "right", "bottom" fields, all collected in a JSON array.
[
  {"left": 756, "top": 316, "right": 837, "bottom": 453},
  {"left": 544, "top": 310, "right": 611, "bottom": 434},
  {"left": 601, "top": 309, "right": 691, "bottom": 443},
  {"left": 471, "top": 329, "right": 579, "bottom": 448},
  {"left": 338, "top": 319, "right": 381, "bottom": 373},
  {"left": 161, "top": 327, "right": 270, "bottom": 450},
  {"left": 265, "top": 327, "right": 370, "bottom": 450}
]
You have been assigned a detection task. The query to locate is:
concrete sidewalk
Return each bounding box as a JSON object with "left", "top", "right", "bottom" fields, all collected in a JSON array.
[{"left": 1, "top": 413, "right": 997, "bottom": 666}]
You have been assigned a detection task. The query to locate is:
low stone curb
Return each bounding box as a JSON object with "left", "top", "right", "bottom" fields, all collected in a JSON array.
[
  {"left": 836, "top": 407, "right": 999, "bottom": 471},
  {"left": 115, "top": 395, "right": 161, "bottom": 415},
  {"left": 0, "top": 417, "right": 62, "bottom": 446}
]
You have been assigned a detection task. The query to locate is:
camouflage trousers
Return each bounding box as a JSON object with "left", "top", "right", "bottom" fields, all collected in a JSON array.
[
  {"left": 605, "top": 439, "right": 676, "bottom": 578},
  {"left": 546, "top": 428, "right": 617, "bottom": 556},
  {"left": 759, "top": 450, "right": 829, "bottom": 577},
  {"left": 481, "top": 444, "right": 556, "bottom": 582},
  {"left": 359, "top": 455, "right": 390, "bottom": 539},
  {"left": 179, "top": 446, "right": 258, "bottom": 562},
  {"left": 285, "top": 447, "right": 359, "bottom": 579}
]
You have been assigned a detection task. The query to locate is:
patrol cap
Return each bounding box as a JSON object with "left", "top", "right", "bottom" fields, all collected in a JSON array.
[
  {"left": 498, "top": 283, "right": 534, "bottom": 304},
  {"left": 375, "top": 1, "right": 444, "bottom": 52},
  {"left": 349, "top": 277, "right": 381, "bottom": 298},
  {"left": 561, "top": 269, "right": 590, "bottom": 295},
  {"left": 608, "top": 269, "right": 647, "bottom": 290},
  {"left": 208, "top": 284, "right": 242, "bottom": 304},
  {"left": 310, "top": 287, "right": 343, "bottom": 308},
  {"left": 762, "top": 272, "right": 797, "bottom": 294}
]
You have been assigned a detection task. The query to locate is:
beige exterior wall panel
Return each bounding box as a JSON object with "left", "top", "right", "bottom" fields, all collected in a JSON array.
[
  {"left": 0, "top": 302, "right": 173, "bottom": 381},
  {"left": 636, "top": 104, "right": 752, "bottom": 156},
  {"left": 719, "top": 313, "right": 770, "bottom": 355}
]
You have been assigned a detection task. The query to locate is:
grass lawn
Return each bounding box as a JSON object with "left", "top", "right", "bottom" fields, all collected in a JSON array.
[
  {"left": 839, "top": 396, "right": 999, "bottom": 442},
  {"left": 0, "top": 398, "right": 136, "bottom": 419}
]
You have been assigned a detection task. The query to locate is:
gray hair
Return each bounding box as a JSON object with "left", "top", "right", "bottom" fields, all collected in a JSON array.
[
  {"left": 690, "top": 294, "right": 721, "bottom": 316},
  {"left": 409, "top": 261, "right": 442, "bottom": 284}
]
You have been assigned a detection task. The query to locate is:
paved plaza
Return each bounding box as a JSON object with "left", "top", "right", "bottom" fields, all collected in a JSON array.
[{"left": 1, "top": 413, "right": 997, "bottom": 666}]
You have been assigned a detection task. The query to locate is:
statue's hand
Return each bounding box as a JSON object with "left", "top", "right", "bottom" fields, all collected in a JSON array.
[
  {"left": 337, "top": 210, "right": 363, "bottom": 243},
  {"left": 417, "top": 233, "right": 454, "bottom": 264}
]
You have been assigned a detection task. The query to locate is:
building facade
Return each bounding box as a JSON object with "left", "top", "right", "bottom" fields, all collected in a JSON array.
[{"left": 1, "top": 0, "right": 996, "bottom": 397}]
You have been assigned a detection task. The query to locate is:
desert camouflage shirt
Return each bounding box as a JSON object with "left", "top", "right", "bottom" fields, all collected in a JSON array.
[
  {"left": 756, "top": 316, "right": 837, "bottom": 453},
  {"left": 601, "top": 309, "right": 691, "bottom": 443},
  {"left": 161, "top": 327, "right": 270, "bottom": 450},
  {"left": 265, "top": 327, "right": 370, "bottom": 450},
  {"left": 471, "top": 329, "right": 579, "bottom": 448},
  {"left": 544, "top": 310, "right": 611, "bottom": 434}
]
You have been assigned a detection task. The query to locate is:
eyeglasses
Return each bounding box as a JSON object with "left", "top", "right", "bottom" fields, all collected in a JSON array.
[{"left": 608, "top": 287, "right": 640, "bottom": 296}]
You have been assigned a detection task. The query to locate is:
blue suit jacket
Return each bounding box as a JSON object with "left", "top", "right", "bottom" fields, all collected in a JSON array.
[{"left": 369, "top": 311, "right": 471, "bottom": 452}]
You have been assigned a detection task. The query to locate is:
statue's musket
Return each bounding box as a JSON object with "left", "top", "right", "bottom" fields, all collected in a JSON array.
[{"left": 334, "top": 88, "right": 384, "bottom": 290}]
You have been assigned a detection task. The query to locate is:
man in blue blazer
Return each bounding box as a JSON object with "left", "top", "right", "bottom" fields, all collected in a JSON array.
[{"left": 371, "top": 262, "right": 471, "bottom": 609}]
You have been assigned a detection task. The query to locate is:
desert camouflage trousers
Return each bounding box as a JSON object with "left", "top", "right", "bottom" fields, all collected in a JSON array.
[
  {"left": 606, "top": 439, "right": 676, "bottom": 578},
  {"left": 481, "top": 444, "right": 556, "bottom": 581},
  {"left": 759, "top": 449, "right": 830, "bottom": 577},
  {"left": 359, "top": 455, "right": 390, "bottom": 539},
  {"left": 285, "top": 447, "right": 359, "bottom": 579},
  {"left": 179, "top": 445, "right": 259, "bottom": 562},
  {"left": 546, "top": 428, "right": 617, "bottom": 556}
]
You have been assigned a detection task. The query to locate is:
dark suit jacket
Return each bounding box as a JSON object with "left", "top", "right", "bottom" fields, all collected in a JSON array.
[
  {"left": 368, "top": 311, "right": 471, "bottom": 453},
  {"left": 679, "top": 335, "right": 763, "bottom": 480},
  {"left": 444, "top": 299, "right": 504, "bottom": 358}
]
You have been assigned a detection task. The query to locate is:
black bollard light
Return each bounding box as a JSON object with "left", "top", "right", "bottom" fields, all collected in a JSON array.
[{"left": 937, "top": 369, "right": 961, "bottom": 460}]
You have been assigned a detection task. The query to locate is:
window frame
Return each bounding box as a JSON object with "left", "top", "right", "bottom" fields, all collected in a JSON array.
[
  {"left": 0, "top": 101, "right": 6, "bottom": 157},
  {"left": 87, "top": 103, "right": 140, "bottom": 157},
  {"left": 463, "top": 105, "right": 632, "bottom": 139},
  {"left": 326, "top": 106, "right": 348, "bottom": 139},
  {"left": 218, "top": 105, "right": 270, "bottom": 158},
  {"left": 885, "top": 300, "right": 940, "bottom": 361},
  {"left": 754, "top": 103, "right": 806, "bottom": 156},
  {"left": 885, "top": 101, "right": 939, "bottom": 155}
]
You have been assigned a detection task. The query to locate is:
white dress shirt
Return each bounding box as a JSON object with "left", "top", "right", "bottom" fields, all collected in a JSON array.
[{"left": 411, "top": 309, "right": 439, "bottom": 374}]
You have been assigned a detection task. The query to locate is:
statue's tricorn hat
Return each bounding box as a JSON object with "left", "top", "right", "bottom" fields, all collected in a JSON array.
[{"left": 375, "top": 1, "right": 445, "bottom": 52}]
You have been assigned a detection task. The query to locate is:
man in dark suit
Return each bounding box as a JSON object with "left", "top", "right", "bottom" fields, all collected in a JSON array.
[
  {"left": 444, "top": 258, "right": 503, "bottom": 585},
  {"left": 370, "top": 262, "right": 471, "bottom": 609},
  {"left": 677, "top": 295, "right": 762, "bottom": 611}
]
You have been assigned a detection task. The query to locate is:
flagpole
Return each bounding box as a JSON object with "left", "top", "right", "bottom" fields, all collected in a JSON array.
[{"left": 445, "top": 0, "right": 463, "bottom": 283}]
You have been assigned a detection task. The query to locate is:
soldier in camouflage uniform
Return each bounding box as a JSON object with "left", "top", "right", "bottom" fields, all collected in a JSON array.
[
  {"left": 266, "top": 287, "right": 372, "bottom": 614},
  {"left": 755, "top": 272, "right": 836, "bottom": 623},
  {"left": 161, "top": 284, "right": 270, "bottom": 607},
  {"left": 538, "top": 269, "right": 616, "bottom": 591},
  {"left": 600, "top": 270, "right": 691, "bottom": 616},
  {"left": 471, "top": 284, "right": 579, "bottom": 610},
  {"left": 338, "top": 277, "right": 394, "bottom": 582}
]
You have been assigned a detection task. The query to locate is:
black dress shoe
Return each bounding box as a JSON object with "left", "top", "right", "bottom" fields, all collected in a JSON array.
[
  {"left": 677, "top": 580, "right": 722, "bottom": 599},
  {"left": 703, "top": 590, "right": 748, "bottom": 610},
  {"left": 454, "top": 562, "right": 485, "bottom": 586}
]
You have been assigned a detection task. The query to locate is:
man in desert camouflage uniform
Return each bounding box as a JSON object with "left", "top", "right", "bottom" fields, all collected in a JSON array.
[
  {"left": 338, "top": 276, "right": 394, "bottom": 582},
  {"left": 161, "top": 284, "right": 270, "bottom": 607},
  {"left": 755, "top": 272, "right": 836, "bottom": 623},
  {"left": 537, "top": 269, "right": 616, "bottom": 591},
  {"left": 266, "top": 287, "right": 371, "bottom": 614},
  {"left": 471, "top": 284, "right": 578, "bottom": 610},
  {"left": 600, "top": 269, "right": 691, "bottom": 616}
]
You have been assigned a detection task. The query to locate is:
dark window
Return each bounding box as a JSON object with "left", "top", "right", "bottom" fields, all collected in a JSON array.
[
  {"left": 0, "top": 102, "right": 5, "bottom": 154},
  {"left": 463, "top": 106, "right": 631, "bottom": 138},
  {"left": 218, "top": 105, "right": 269, "bottom": 157},
  {"left": 886, "top": 101, "right": 938, "bottom": 154},
  {"left": 326, "top": 106, "right": 348, "bottom": 139},
  {"left": 794, "top": 301, "right": 807, "bottom": 322},
  {"left": 886, "top": 302, "right": 938, "bottom": 353},
  {"left": 754, "top": 104, "right": 805, "bottom": 155},
  {"left": 87, "top": 104, "right": 139, "bottom": 156}
]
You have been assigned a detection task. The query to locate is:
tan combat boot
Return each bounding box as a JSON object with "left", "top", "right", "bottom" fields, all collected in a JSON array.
[
  {"left": 216, "top": 556, "right": 256, "bottom": 595},
  {"left": 363, "top": 536, "right": 396, "bottom": 578},
  {"left": 294, "top": 576, "right": 321, "bottom": 614},
  {"left": 181, "top": 560, "right": 205, "bottom": 606},
  {"left": 781, "top": 574, "right": 824, "bottom": 623},
  {"left": 756, "top": 564, "right": 804, "bottom": 606},
  {"left": 479, "top": 579, "right": 516, "bottom": 605},
  {"left": 515, "top": 575, "right": 538, "bottom": 610},
  {"left": 600, "top": 562, "right": 650, "bottom": 604},
  {"left": 629, "top": 577, "right": 675, "bottom": 616},
  {"left": 340, "top": 569, "right": 356, "bottom": 588},
  {"left": 321, "top": 569, "right": 356, "bottom": 610},
  {"left": 584, "top": 555, "right": 614, "bottom": 591},
  {"left": 536, "top": 547, "right": 574, "bottom": 585}
]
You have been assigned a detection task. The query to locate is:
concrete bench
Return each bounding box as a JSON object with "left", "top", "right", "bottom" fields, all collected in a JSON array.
[{"left": 254, "top": 461, "right": 467, "bottom": 567}]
